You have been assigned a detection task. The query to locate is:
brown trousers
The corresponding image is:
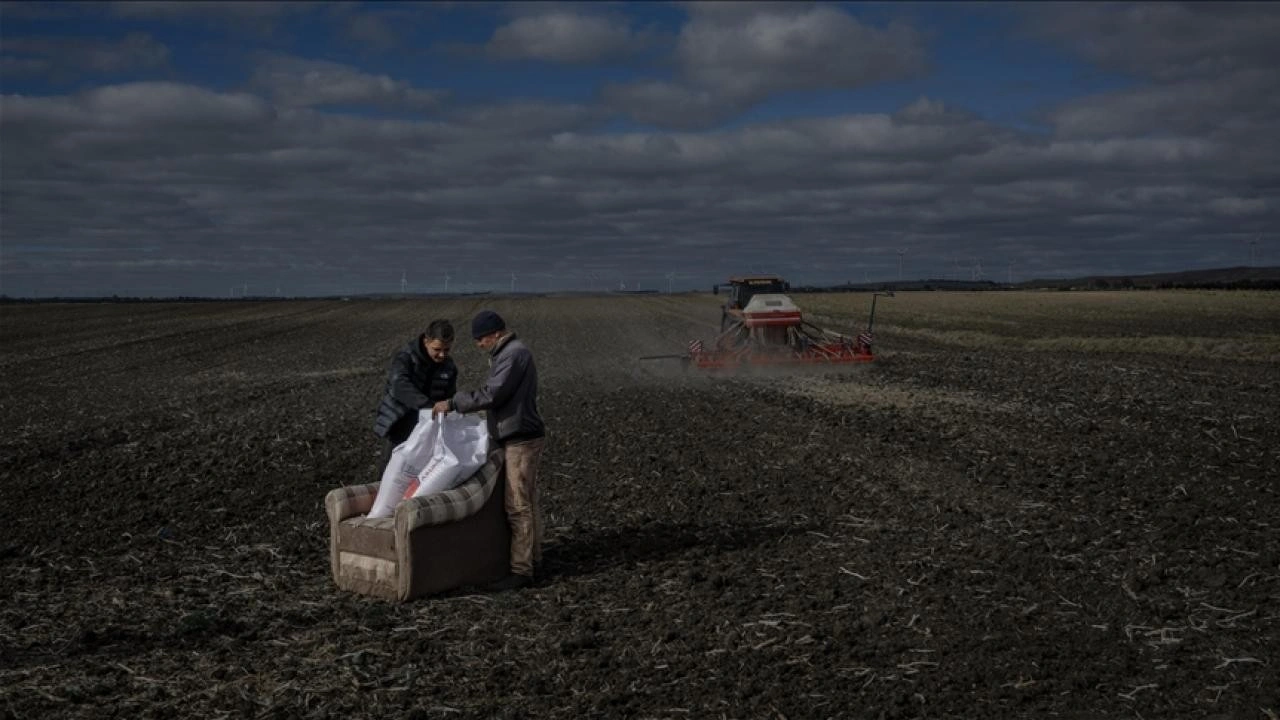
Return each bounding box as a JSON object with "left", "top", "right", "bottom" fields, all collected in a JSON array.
[{"left": 503, "top": 437, "right": 545, "bottom": 577}]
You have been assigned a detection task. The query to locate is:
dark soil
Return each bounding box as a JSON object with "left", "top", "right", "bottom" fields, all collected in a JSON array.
[{"left": 1, "top": 297, "right": 1276, "bottom": 719}]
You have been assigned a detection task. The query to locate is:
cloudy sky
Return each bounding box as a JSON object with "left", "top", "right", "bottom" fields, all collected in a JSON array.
[{"left": 2, "top": 1, "right": 1277, "bottom": 297}]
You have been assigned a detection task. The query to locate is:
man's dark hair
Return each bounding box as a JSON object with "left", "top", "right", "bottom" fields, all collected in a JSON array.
[{"left": 425, "top": 319, "right": 455, "bottom": 342}]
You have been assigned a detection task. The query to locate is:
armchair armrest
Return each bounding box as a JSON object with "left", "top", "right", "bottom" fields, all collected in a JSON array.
[
  {"left": 394, "top": 449, "right": 504, "bottom": 534},
  {"left": 326, "top": 482, "right": 380, "bottom": 525}
]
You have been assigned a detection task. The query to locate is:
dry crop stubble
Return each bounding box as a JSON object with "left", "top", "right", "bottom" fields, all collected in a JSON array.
[
  {"left": 801, "top": 289, "right": 1280, "bottom": 356},
  {"left": 1, "top": 292, "right": 1277, "bottom": 719}
]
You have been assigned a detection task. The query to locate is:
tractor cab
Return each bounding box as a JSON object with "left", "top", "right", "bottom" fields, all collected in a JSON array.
[
  {"left": 713, "top": 275, "right": 794, "bottom": 333},
  {"left": 714, "top": 275, "right": 790, "bottom": 311}
]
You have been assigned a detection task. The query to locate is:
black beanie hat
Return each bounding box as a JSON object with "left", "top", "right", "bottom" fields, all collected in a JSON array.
[{"left": 471, "top": 310, "right": 506, "bottom": 339}]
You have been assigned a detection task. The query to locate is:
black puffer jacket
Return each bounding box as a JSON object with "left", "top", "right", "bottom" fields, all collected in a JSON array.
[{"left": 373, "top": 335, "right": 458, "bottom": 439}]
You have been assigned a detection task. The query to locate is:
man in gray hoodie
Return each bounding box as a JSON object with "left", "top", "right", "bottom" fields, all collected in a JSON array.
[{"left": 434, "top": 310, "right": 545, "bottom": 591}]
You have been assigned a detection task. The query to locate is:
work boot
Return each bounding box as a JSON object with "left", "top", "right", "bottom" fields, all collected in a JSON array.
[{"left": 487, "top": 573, "right": 533, "bottom": 592}]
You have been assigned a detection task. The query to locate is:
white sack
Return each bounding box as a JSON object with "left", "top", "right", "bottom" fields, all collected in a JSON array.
[
  {"left": 367, "top": 410, "right": 490, "bottom": 519},
  {"left": 367, "top": 411, "right": 441, "bottom": 519},
  {"left": 406, "top": 412, "right": 490, "bottom": 498}
]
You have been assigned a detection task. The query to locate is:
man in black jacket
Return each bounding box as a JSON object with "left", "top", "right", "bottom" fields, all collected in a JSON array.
[
  {"left": 373, "top": 319, "right": 458, "bottom": 475},
  {"left": 434, "top": 310, "right": 545, "bottom": 591}
]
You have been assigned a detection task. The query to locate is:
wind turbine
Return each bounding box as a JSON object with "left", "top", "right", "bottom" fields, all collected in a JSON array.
[
  {"left": 1007, "top": 260, "right": 1014, "bottom": 286},
  {"left": 443, "top": 272, "right": 451, "bottom": 293},
  {"left": 666, "top": 271, "right": 676, "bottom": 294},
  {"left": 400, "top": 271, "right": 407, "bottom": 294},
  {"left": 1249, "top": 235, "right": 1259, "bottom": 267},
  {"left": 510, "top": 272, "right": 517, "bottom": 293},
  {"left": 897, "top": 248, "right": 907, "bottom": 283}
]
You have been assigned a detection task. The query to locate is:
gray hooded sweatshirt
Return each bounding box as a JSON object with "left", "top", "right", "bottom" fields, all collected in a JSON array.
[{"left": 452, "top": 333, "right": 545, "bottom": 444}]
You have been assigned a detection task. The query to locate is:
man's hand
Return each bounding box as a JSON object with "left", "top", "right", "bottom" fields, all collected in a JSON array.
[{"left": 431, "top": 400, "right": 451, "bottom": 418}]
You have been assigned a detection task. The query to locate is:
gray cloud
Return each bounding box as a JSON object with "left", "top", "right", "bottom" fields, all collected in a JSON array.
[
  {"left": 249, "top": 56, "right": 447, "bottom": 111},
  {"left": 109, "top": 1, "right": 318, "bottom": 21},
  {"left": 2, "top": 3, "right": 1277, "bottom": 297},
  {"left": 105, "top": 1, "right": 325, "bottom": 39},
  {"left": 334, "top": 3, "right": 464, "bottom": 52},
  {"left": 1025, "top": 2, "right": 1280, "bottom": 83},
  {"left": 599, "top": 82, "right": 725, "bottom": 130},
  {"left": 0, "top": 32, "right": 169, "bottom": 81},
  {"left": 486, "top": 10, "right": 650, "bottom": 64},
  {"left": 441, "top": 100, "right": 609, "bottom": 138},
  {"left": 3, "top": 82, "right": 271, "bottom": 132},
  {"left": 1022, "top": 2, "right": 1280, "bottom": 227},
  {"left": 603, "top": 3, "right": 927, "bottom": 129},
  {"left": 4, "top": 69, "right": 1273, "bottom": 298},
  {"left": 1047, "top": 69, "right": 1278, "bottom": 140},
  {"left": 675, "top": 4, "right": 924, "bottom": 99},
  {"left": 1022, "top": 3, "right": 1280, "bottom": 144}
]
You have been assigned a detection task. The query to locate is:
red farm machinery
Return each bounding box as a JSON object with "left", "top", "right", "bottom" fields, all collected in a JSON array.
[{"left": 644, "top": 275, "right": 892, "bottom": 372}]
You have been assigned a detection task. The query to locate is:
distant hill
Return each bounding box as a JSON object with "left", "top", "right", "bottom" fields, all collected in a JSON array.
[
  {"left": 1017, "top": 265, "right": 1280, "bottom": 290},
  {"left": 792, "top": 266, "right": 1280, "bottom": 293},
  {"left": 4, "top": 266, "right": 1279, "bottom": 303}
]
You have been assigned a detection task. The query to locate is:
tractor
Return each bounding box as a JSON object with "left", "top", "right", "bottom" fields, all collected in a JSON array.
[{"left": 644, "top": 275, "right": 891, "bottom": 372}]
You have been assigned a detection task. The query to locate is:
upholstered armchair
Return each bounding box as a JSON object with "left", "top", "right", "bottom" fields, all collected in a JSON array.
[{"left": 325, "top": 449, "right": 510, "bottom": 602}]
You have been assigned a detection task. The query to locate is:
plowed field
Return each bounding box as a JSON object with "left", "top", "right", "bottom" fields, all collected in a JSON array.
[{"left": 2, "top": 291, "right": 1277, "bottom": 719}]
